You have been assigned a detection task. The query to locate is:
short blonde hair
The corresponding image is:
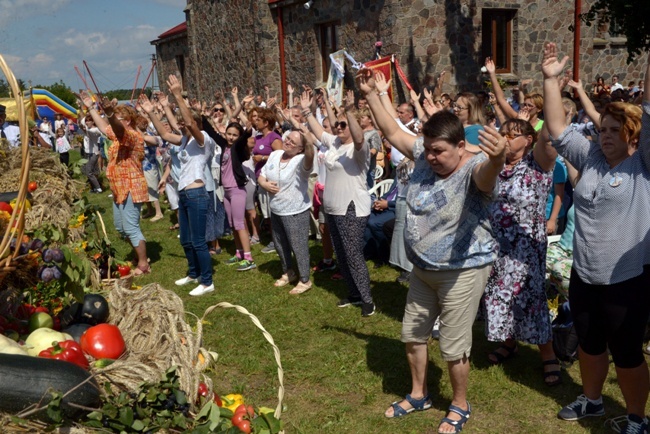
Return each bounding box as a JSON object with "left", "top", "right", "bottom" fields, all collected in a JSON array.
[{"left": 601, "top": 102, "right": 642, "bottom": 148}]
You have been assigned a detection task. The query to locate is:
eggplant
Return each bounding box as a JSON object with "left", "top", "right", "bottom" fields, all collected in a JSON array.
[
  {"left": 59, "top": 302, "right": 82, "bottom": 328},
  {"left": 80, "top": 294, "right": 109, "bottom": 325},
  {"left": 62, "top": 323, "right": 92, "bottom": 343}
]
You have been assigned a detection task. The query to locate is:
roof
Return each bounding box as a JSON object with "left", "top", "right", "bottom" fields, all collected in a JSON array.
[{"left": 151, "top": 22, "right": 187, "bottom": 44}]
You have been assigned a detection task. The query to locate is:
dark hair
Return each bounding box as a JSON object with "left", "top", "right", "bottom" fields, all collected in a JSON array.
[
  {"left": 225, "top": 122, "right": 245, "bottom": 137},
  {"left": 499, "top": 118, "right": 538, "bottom": 143},
  {"left": 421, "top": 111, "right": 465, "bottom": 145}
]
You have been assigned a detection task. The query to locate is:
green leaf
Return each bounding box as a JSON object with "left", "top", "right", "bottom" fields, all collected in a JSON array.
[
  {"left": 195, "top": 400, "right": 214, "bottom": 421},
  {"left": 261, "top": 411, "right": 282, "bottom": 434},
  {"left": 131, "top": 419, "right": 145, "bottom": 431},
  {"left": 103, "top": 403, "right": 119, "bottom": 419},
  {"left": 62, "top": 247, "right": 71, "bottom": 262},
  {"left": 174, "top": 389, "right": 187, "bottom": 405},
  {"left": 118, "top": 406, "right": 134, "bottom": 426},
  {"left": 86, "top": 411, "right": 103, "bottom": 421}
]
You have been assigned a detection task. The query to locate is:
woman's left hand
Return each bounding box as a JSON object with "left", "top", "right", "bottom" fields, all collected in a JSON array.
[
  {"left": 478, "top": 126, "right": 507, "bottom": 162},
  {"left": 264, "top": 181, "right": 280, "bottom": 194},
  {"left": 253, "top": 154, "right": 264, "bottom": 164}
]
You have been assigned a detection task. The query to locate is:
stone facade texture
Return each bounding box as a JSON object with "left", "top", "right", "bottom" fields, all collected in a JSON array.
[{"left": 154, "top": 0, "right": 645, "bottom": 103}]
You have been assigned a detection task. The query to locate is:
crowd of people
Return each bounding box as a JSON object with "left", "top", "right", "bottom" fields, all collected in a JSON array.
[{"left": 4, "top": 39, "right": 649, "bottom": 434}]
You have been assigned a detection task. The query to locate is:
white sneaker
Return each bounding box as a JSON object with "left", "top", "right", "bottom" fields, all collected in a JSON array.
[
  {"left": 175, "top": 276, "right": 198, "bottom": 286},
  {"left": 189, "top": 283, "right": 215, "bottom": 296}
]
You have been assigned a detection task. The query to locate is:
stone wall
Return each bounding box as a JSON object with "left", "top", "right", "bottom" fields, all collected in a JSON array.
[
  {"left": 156, "top": 0, "right": 645, "bottom": 103},
  {"left": 154, "top": 34, "right": 189, "bottom": 92}
]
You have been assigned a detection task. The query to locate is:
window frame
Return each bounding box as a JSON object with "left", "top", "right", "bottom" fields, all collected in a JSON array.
[
  {"left": 317, "top": 21, "right": 340, "bottom": 80},
  {"left": 482, "top": 9, "right": 515, "bottom": 74}
]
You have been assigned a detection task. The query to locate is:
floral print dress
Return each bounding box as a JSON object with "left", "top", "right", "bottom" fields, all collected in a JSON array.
[{"left": 483, "top": 152, "right": 553, "bottom": 344}]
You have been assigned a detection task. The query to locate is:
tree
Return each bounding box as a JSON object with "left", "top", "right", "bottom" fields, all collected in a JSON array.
[{"left": 579, "top": 0, "right": 650, "bottom": 63}]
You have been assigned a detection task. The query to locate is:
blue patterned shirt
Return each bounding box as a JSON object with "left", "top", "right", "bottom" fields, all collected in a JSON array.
[{"left": 404, "top": 138, "right": 498, "bottom": 270}]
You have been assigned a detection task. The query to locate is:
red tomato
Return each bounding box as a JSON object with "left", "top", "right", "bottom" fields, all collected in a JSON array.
[
  {"left": 34, "top": 306, "right": 49, "bottom": 314},
  {"left": 245, "top": 405, "right": 255, "bottom": 418},
  {"left": 234, "top": 404, "right": 247, "bottom": 416},
  {"left": 28, "top": 182, "right": 38, "bottom": 192},
  {"left": 213, "top": 393, "right": 223, "bottom": 407},
  {"left": 80, "top": 324, "right": 125, "bottom": 359},
  {"left": 198, "top": 382, "right": 209, "bottom": 397},
  {"left": 231, "top": 413, "right": 244, "bottom": 427},
  {"left": 238, "top": 420, "right": 251, "bottom": 434},
  {"left": 117, "top": 264, "right": 131, "bottom": 277},
  {"left": 0, "top": 202, "right": 12, "bottom": 214}
]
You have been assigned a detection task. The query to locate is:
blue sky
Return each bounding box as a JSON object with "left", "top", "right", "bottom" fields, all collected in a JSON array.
[{"left": 0, "top": 0, "right": 186, "bottom": 91}]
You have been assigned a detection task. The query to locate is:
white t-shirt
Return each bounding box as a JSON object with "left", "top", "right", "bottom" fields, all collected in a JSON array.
[
  {"left": 260, "top": 149, "right": 316, "bottom": 216},
  {"left": 389, "top": 118, "right": 417, "bottom": 166},
  {"left": 178, "top": 131, "right": 216, "bottom": 191},
  {"left": 81, "top": 118, "right": 102, "bottom": 155},
  {"left": 320, "top": 131, "right": 370, "bottom": 217}
]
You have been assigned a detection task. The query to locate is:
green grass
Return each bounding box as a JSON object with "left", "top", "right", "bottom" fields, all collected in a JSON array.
[{"left": 80, "top": 165, "right": 643, "bottom": 433}]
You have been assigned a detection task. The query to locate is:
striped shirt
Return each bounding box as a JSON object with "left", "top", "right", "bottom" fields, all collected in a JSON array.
[{"left": 550, "top": 102, "right": 650, "bottom": 285}]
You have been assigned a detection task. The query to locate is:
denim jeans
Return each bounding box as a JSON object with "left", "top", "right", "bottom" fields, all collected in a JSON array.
[
  {"left": 113, "top": 193, "right": 144, "bottom": 247},
  {"left": 178, "top": 186, "right": 212, "bottom": 286}
]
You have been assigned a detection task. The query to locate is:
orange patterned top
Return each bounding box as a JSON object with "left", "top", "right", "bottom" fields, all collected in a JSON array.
[{"left": 105, "top": 125, "right": 148, "bottom": 204}]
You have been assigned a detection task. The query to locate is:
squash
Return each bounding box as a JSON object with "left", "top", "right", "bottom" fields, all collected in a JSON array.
[
  {"left": 25, "top": 328, "right": 73, "bottom": 356},
  {"left": 0, "top": 354, "right": 101, "bottom": 420}
]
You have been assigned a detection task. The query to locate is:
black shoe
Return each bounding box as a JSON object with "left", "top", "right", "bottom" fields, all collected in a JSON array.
[
  {"left": 396, "top": 271, "right": 411, "bottom": 283},
  {"left": 337, "top": 297, "right": 363, "bottom": 307},
  {"left": 361, "top": 302, "right": 376, "bottom": 317}
]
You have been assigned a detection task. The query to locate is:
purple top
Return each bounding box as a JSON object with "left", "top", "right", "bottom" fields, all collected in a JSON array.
[
  {"left": 221, "top": 147, "right": 237, "bottom": 189},
  {"left": 253, "top": 131, "right": 282, "bottom": 178}
]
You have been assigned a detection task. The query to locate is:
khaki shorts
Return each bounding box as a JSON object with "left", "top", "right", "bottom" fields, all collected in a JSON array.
[
  {"left": 143, "top": 168, "right": 160, "bottom": 202},
  {"left": 401, "top": 264, "right": 492, "bottom": 361}
]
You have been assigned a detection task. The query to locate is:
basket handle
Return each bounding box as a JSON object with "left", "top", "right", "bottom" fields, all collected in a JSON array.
[{"left": 201, "top": 302, "right": 284, "bottom": 420}]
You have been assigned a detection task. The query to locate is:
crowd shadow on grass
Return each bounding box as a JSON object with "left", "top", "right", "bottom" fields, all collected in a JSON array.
[
  {"left": 469, "top": 324, "right": 627, "bottom": 431},
  {"left": 322, "top": 325, "right": 446, "bottom": 410}
]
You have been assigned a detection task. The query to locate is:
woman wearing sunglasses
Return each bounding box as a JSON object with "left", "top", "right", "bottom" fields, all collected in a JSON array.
[
  {"left": 211, "top": 103, "right": 227, "bottom": 135},
  {"left": 481, "top": 119, "right": 562, "bottom": 386},
  {"left": 301, "top": 89, "right": 376, "bottom": 316}
]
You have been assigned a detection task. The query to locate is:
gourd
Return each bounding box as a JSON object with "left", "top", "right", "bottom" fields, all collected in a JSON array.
[{"left": 0, "top": 354, "right": 101, "bottom": 420}]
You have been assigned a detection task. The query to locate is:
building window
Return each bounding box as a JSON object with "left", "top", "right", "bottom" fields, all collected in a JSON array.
[
  {"left": 175, "top": 55, "right": 185, "bottom": 83},
  {"left": 482, "top": 9, "right": 515, "bottom": 74},
  {"left": 318, "top": 22, "right": 339, "bottom": 79}
]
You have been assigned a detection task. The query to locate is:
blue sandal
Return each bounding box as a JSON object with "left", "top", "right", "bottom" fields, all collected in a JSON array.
[
  {"left": 385, "top": 393, "right": 432, "bottom": 418},
  {"left": 438, "top": 402, "right": 471, "bottom": 433}
]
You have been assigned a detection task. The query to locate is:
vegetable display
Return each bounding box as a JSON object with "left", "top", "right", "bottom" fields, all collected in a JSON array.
[
  {"left": 80, "top": 323, "right": 125, "bottom": 360},
  {"left": 39, "top": 340, "right": 89, "bottom": 369}
]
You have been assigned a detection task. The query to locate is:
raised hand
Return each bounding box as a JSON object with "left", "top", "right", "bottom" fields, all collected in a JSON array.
[
  {"left": 167, "top": 75, "right": 182, "bottom": 95},
  {"left": 409, "top": 89, "right": 420, "bottom": 103},
  {"left": 287, "top": 84, "right": 294, "bottom": 94},
  {"left": 158, "top": 93, "right": 170, "bottom": 107},
  {"left": 100, "top": 96, "right": 118, "bottom": 115},
  {"left": 485, "top": 57, "right": 496, "bottom": 74},
  {"left": 266, "top": 97, "right": 277, "bottom": 109},
  {"left": 355, "top": 68, "right": 376, "bottom": 95},
  {"left": 138, "top": 94, "right": 154, "bottom": 113},
  {"left": 344, "top": 89, "right": 355, "bottom": 111},
  {"left": 517, "top": 106, "right": 531, "bottom": 121},
  {"left": 78, "top": 90, "right": 95, "bottom": 109},
  {"left": 231, "top": 86, "right": 238, "bottom": 97},
  {"left": 541, "top": 42, "right": 569, "bottom": 79},
  {"left": 567, "top": 79, "right": 583, "bottom": 90},
  {"left": 300, "top": 90, "right": 313, "bottom": 111},
  {"left": 478, "top": 126, "right": 507, "bottom": 162},
  {"left": 190, "top": 98, "right": 201, "bottom": 112},
  {"left": 423, "top": 98, "right": 439, "bottom": 117},
  {"left": 374, "top": 71, "right": 391, "bottom": 93}
]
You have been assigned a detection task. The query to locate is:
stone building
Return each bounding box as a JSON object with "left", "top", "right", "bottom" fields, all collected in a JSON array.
[{"left": 152, "top": 0, "right": 644, "bottom": 103}]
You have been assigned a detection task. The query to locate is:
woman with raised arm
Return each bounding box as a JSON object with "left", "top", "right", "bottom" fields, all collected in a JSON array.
[
  {"left": 139, "top": 75, "right": 216, "bottom": 296},
  {"left": 301, "top": 88, "right": 375, "bottom": 316},
  {"left": 258, "top": 129, "right": 316, "bottom": 294},
  {"left": 452, "top": 92, "right": 486, "bottom": 151},
  {"left": 79, "top": 91, "right": 150, "bottom": 276},
  {"left": 485, "top": 57, "right": 544, "bottom": 132},
  {"left": 543, "top": 43, "right": 650, "bottom": 433},
  {"left": 358, "top": 69, "right": 505, "bottom": 433},
  {"left": 481, "top": 118, "right": 562, "bottom": 387}
]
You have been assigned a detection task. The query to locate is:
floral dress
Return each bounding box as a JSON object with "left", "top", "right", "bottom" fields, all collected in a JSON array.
[{"left": 482, "top": 152, "right": 553, "bottom": 344}]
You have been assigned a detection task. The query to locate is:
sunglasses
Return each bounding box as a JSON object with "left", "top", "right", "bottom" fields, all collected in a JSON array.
[
  {"left": 452, "top": 104, "right": 468, "bottom": 111},
  {"left": 502, "top": 131, "right": 524, "bottom": 140},
  {"left": 213, "top": 107, "right": 225, "bottom": 113},
  {"left": 334, "top": 121, "right": 347, "bottom": 130}
]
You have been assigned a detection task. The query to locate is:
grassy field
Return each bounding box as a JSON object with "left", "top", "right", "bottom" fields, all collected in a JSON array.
[{"left": 79, "top": 156, "right": 642, "bottom": 434}]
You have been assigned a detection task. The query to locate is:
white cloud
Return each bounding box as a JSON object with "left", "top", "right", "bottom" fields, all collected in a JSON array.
[
  {"left": 61, "top": 30, "right": 109, "bottom": 57},
  {"left": 0, "top": 0, "right": 69, "bottom": 26}
]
